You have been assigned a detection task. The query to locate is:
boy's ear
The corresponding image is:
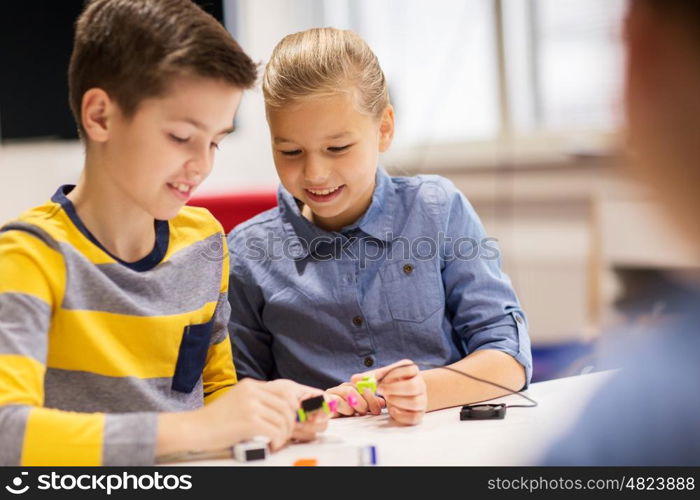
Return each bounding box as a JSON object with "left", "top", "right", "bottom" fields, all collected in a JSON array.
[
  {"left": 81, "top": 88, "right": 114, "bottom": 143},
  {"left": 378, "top": 105, "right": 395, "bottom": 153}
]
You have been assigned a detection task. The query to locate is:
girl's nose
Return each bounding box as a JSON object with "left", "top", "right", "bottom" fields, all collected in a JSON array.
[{"left": 303, "top": 155, "right": 330, "bottom": 184}]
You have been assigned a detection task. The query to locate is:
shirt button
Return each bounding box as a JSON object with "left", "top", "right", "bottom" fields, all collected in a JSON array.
[
  {"left": 515, "top": 315, "right": 523, "bottom": 324},
  {"left": 364, "top": 356, "right": 374, "bottom": 367},
  {"left": 403, "top": 264, "right": 414, "bottom": 275},
  {"left": 352, "top": 316, "right": 363, "bottom": 327}
]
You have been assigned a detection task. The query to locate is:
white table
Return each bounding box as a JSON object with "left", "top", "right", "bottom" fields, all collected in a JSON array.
[{"left": 174, "top": 371, "right": 613, "bottom": 466}]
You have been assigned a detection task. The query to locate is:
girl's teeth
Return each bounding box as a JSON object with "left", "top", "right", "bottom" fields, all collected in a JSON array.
[
  {"left": 171, "top": 183, "right": 189, "bottom": 193},
  {"left": 309, "top": 186, "right": 339, "bottom": 195}
]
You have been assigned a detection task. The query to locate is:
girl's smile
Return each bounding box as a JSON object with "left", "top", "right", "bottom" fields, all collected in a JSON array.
[{"left": 303, "top": 184, "right": 346, "bottom": 204}]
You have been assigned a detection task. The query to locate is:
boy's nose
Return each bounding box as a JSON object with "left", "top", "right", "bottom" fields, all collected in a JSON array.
[{"left": 185, "top": 147, "right": 213, "bottom": 182}]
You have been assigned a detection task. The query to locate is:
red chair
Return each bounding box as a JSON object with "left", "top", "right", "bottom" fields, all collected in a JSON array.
[{"left": 189, "top": 191, "right": 278, "bottom": 233}]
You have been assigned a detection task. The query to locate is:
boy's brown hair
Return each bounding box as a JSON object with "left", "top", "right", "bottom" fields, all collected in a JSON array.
[{"left": 68, "top": 0, "right": 257, "bottom": 137}]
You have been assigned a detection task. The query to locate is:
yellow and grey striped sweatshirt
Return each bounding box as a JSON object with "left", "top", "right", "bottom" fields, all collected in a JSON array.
[{"left": 0, "top": 185, "right": 236, "bottom": 465}]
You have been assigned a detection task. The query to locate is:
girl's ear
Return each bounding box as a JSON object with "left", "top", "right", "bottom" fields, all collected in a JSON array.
[
  {"left": 378, "top": 105, "right": 395, "bottom": 152},
  {"left": 81, "top": 88, "right": 116, "bottom": 143}
]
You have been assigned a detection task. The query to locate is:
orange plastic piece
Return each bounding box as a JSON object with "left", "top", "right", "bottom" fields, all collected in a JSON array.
[{"left": 293, "top": 458, "right": 318, "bottom": 466}]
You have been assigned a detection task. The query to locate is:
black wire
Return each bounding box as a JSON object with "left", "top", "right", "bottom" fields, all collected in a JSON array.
[{"left": 376, "top": 362, "right": 538, "bottom": 409}]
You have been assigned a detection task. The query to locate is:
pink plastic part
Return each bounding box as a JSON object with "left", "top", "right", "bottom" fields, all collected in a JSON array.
[
  {"left": 328, "top": 399, "right": 338, "bottom": 413},
  {"left": 347, "top": 394, "right": 358, "bottom": 407}
]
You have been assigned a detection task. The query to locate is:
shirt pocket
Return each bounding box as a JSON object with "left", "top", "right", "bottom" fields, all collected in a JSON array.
[
  {"left": 172, "top": 319, "right": 214, "bottom": 393},
  {"left": 380, "top": 260, "right": 443, "bottom": 323}
]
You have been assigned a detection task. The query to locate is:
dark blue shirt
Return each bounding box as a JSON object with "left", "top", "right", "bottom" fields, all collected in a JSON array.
[{"left": 227, "top": 168, "right": 532, "bottom": 389}]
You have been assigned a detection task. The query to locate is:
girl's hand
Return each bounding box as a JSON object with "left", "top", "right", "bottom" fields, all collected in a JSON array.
[
  {"left": 351, "top": 359, "right": 427, "bottom": 426},
  {"left": 325, "top": 382, "right": 386, "bottom": 417}
]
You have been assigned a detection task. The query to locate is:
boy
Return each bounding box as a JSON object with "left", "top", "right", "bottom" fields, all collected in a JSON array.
[{"left": 0, "top": 0, "right": 325, "bottom": 466}]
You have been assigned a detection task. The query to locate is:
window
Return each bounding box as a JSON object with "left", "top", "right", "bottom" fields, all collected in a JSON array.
[
  {"left": 328, "top": 0, "right": 499, "bottom": 148},
  {"left": 505, "top": 0, "right": 626, "bottom": 133},
  {"left": 321, "top": 0, "right": 627, "bottom": 168}
]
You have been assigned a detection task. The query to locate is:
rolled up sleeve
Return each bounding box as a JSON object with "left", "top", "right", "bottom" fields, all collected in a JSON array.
[{"left": 440, "top": 181, "right": 532, "bottom": 388}]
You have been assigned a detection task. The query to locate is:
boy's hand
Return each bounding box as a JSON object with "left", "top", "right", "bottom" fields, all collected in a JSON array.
[
  {"left": 198, "top": 378, "right": 327, "bottom": 451},
  {"left": 266, "top": 379, "right": 330, "bottom": 443},
  {"left": 197, "top": 378, "right": 294, "bottom": 451},
  {"left": 292, "top": 409, "right": 329, "bottom": 442},
  {"left": 351, "top": 359, "right": 427, "bottom": 426},
  {"left": 325, "top": 382, "right": 386, "bottom": 417}
]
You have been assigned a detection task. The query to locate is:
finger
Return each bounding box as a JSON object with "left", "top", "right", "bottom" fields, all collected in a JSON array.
[
  {"left": 263, "top": 382, "right": 303, "bottom": 413},
  {"left": 376, "top": 363, "right": 420, "bottom": 385},
  {"left": 325, "top": 391, "right": 355, "bottom": 418},
  {"left": 256, "top": 393, "right": 296, "bottom": 439},
  {"left": 327, "top": 384, "right": 367, "bottom": 415},
  {"left": 361, "top": 389, "right": 382, "bottom": 415},
  {"left": 326, "top": 382, "right": 358, "bottom": 396},
  {"left": 346, "top": 388, "right": 368, "bottom": 415},
  {"left": 388, "top": 405, "right": 425, "bottom": 426},
  {"left": 258, "top": 388, "right": 298, "bottom": 421},
  {"left": 296, "top": 416, "right": 329, "bottom": 439},
  {"left": 377, "top": 394, "right": 387, "bottom": 409},
  {"left": 325, "top": 393, "right": 353, "bottom": 416},
  {"left": 351, "top": 359, "right": 416, "bottom": 385},
  {"left": 252, "top": 413, "right": 289, "bottom": 451},
  {"left": 314, "top": 415, "right": 330, "bottom": 433},
  {"left": 324, "top": 388, "right": 354, "bottom": 416},
  {"left": 350, "top": 370, "right": 377, "bottom": 385},
  {"left": 291, "top": 383, "right": 325, "bottom": 402},
  {"left": 257, "top": 402, "right": 294, "bottom": 443},
  {"left": 292, "top": 425, "right": 323, "bottom": 442},
  {"left": 292, "top": 428, "right": 316, "bottom": 442},
  {"left": 267, "top": 379, "right": 322, "bottom": 411},
  {"left": 248, "top": 423, "right": 282, "bottom": 451},
  {"left": 383, "top": 394, "right": 427, "bottom": 412},
  {"left": 291, "top": 410, "right": 329, "bottom": 441},
  {"left": 378, "top": 378, "right": 425, "bottom": 397},
  {"left": 306, "top": 410, "right": 330, "bottom": 425}
]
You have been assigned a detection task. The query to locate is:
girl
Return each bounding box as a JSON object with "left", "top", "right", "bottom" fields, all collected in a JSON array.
[{"left": 228, "top": 28, "right": 531, "bottom": 425}]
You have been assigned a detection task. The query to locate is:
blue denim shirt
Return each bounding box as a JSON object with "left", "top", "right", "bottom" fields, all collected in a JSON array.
[{"left": 227, "top": 168, "right": 532, "bottom": 390}]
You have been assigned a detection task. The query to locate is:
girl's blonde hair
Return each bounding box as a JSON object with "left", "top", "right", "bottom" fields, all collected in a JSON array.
[{"left": 263, "top": 27, "right": 389, "bottom": 118}]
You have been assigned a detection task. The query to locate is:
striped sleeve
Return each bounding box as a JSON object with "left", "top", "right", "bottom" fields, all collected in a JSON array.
[
  {"left": 0, "top": 229, "right": 157, "bottom": 465},
  {"left": 203, "top": 232, "right": 237, "bottom": 404}
]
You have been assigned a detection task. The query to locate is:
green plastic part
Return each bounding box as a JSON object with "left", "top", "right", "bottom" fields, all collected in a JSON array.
[{"left": 355, "top": 375, "right": 377, "bottom": 393}]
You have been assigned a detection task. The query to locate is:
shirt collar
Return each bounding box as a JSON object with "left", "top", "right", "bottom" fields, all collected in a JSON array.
[
  {"left": 51, "top": 184, "right": 170, "bottom": 272},
  {"left": 278, "top": 168, "right": 396, "bottom": 259},
  {"left": 350, "top": 167, "right": 396, "bottom": 240}
]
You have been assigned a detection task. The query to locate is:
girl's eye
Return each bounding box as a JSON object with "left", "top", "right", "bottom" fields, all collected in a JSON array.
[
  {"left": 280, "top": 149, "right": 302, "bottom": 156},
  {"left": 170, "top": 134, "right": 189, "bottom": 144},
  {"left": 328, "top": 145, "right": 351, "bottom": 153},
  {"left": 210, "top": 142, "right": 220, "bottom": 150}
]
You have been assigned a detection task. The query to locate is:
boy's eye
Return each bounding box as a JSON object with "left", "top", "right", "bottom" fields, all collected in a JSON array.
[
  {"left": 327, "top": 145, "right": 351, "bottom": 153},
  {"left": 169, "top": 134, "right": 189, "bottom": 144},
  {"left": 280, "top": 149, "right": 302, "bottom": 156}
]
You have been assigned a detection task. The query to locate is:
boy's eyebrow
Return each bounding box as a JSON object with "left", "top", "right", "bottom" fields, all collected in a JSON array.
[{"left": 179, "top": 117, "right": 235, "bottom": 135}]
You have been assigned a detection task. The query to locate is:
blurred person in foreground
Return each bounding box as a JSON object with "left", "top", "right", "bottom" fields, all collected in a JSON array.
[{"left": 543, "top": 0, "right": 700, "bottom": 465}]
